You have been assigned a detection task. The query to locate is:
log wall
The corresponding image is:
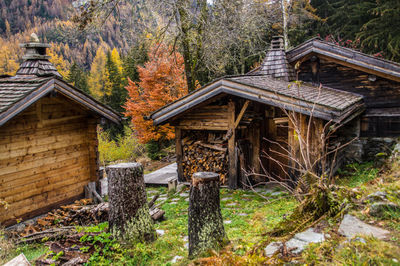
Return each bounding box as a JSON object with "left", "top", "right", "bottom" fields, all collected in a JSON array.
[{"left": 0, "top": 95, "right": 99, "bottom": 226}]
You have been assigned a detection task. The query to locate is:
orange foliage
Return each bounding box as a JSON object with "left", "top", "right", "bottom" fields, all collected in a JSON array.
[{"left": 124, "top": 44, "right": 188, "bottom": 143}]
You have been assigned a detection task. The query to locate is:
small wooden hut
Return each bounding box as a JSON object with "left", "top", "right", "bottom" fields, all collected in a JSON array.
[
  {"left": 0, "top": 39, "right": 120, "bottom": 226},
  {"left": 150, "top": 36, "right": 400, "bottom": 189}
]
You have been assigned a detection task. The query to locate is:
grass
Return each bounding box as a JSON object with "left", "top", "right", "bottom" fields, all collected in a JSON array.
[
  {"left": 336, "top": 162, "right": 380, "bottom": 188},
  {"left": 141, "top": 186, "right": 297, "bottom": 265}
]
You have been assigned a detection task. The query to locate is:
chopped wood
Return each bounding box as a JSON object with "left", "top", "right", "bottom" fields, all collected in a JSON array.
[
  {"left": 148, "top": 194, "right": 160, "bottom": 209},
  {"left": 181, "top": 133, "right": 228, "bottom": 184}
]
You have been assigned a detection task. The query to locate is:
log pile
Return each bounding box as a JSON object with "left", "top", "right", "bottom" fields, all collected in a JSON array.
[{"left": 182, "top": 136, "right": 228, "bottom": 183}]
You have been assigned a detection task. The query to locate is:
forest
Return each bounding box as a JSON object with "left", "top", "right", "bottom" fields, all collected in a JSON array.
[{"left": 1, "top": 0, "right": 400, "bottom": 265}]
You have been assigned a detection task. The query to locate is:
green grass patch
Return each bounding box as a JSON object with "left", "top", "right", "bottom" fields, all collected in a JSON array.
[{"left": 337, "top": 162, "right": 379, "bottom": 187}]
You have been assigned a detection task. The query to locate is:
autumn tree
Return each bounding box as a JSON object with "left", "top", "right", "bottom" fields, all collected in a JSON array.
[
  {"left": 88, "top": 46, "right": 112, "bottom": 103},
  {"left": 48, "top": 46, "right": 70, "bottom": 78},
  {"left": 107, "top": 48, "right": 126, "bottom": 112},
  {"left": 124, "top": 43, "right": 188, "bottom": 143}
]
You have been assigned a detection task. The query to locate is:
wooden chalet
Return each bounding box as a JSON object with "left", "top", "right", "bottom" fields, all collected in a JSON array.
[
  {"left": 0, "top": 38, "right": 121, "bottom": 226},
  {"left": 150, "top": 36, "right": 400, "bottom": 189}
]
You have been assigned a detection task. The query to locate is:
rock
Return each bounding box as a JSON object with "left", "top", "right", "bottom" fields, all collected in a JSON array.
[
  {"left": 221, "top": 197, "right": 233, "bottom": 201},
  {"left": 3, "top": 253, "right": 30, "bottom": 266},
  {"left": 183, "top": 235, "right": 188, "bottom": 242},
  {"left": 369, "top": 202, "right": 400, "bottom": 217},
  {"left": 338, "top": 214, "right": 390, "bottom": 240},
  {"left": 184, "top": 243, "right": 189, "bottom": 249},
  {"left": 171, "top": 255, "right": 184, "bottom": 263},
  {"left": 170, "top": 198, "right": 179, "bottom": 202},
  {"left": 271, "top": 191, "right": 284, "bottom": 196},
  {"left": 351, "top": 237, "right": 366, "bottom": 244},
  {"left": 176, "top": 184, "right": 186, "bottom": 192},
  {"left": 285, "top": 228, "right": 325, "bottom": 254},
  {"left": 147, "top": 190, "right": 159, "bottom": 195},
  {"left": 224, "top": 220, "right": 232, "bottom": 224},
  {"left": 264, "top": 242, "right": 283, "bottom": 257},
  {"left": 169, "top": 202, "right": 177, "bottom": 205},
  {"left": 226, "top": 202, "right": 237, "bottom": 207},
  {"left": 238, "top": 213, "right": 248, "bottom": 216},
  {"left": 364, "top": 191, "right": 388, "bottom": 203},
  {"left": 179, "top": 192, "right": 189, "bottom": 198},
  {"left": 156, "top": 229, "right": 165, "bottom": 236}
]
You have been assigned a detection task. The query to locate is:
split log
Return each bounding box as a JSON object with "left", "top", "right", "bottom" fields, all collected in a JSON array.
[
  {"left": 106, "top": 163, "right": 155, "bottom": 242},
  {"left": 188, "top": 172, "right": 228, "bottom": 257}
]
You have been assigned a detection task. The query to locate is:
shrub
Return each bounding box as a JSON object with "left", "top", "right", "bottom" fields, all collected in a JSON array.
[{"left": 98, "top": 125, "right": 145, "bottom": 165}]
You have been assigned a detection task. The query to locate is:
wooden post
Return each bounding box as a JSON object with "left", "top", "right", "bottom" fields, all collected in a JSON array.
[
  {"left": 175, "top": 127, "right": 185, "bottom": 182},
  {"left": 228, "top": 100, "right": 237, "bottom": 189},
  {"left": 188, "top": 172, "right": 228, "bottom": 257},
  {"left": 106, "top": 163, "right": 155, "bottom": 242}
]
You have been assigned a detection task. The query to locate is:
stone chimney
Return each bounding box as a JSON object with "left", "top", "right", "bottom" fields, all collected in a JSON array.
[
  {"left": 258, "top": 36, "right": 295, "bottom": 81},
  {"left": 16, "top": 33, "right": 61, "bottom": 78}
]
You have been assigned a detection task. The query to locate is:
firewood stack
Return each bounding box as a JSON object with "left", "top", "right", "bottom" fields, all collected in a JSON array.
[{"left": 181, "top": 133, "right": 228, "bottom": 183}]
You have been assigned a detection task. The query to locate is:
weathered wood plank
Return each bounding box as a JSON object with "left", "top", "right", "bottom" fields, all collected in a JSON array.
[{"left": 228, "top": 100, "right": 237, "bottom": 189}]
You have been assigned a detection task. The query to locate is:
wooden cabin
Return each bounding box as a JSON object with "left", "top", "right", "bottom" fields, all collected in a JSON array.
[
  {"left": 150, "top": 36, "right": 400, "bottom": 189},
  {"left": 0, "top": 40, "right": 120, "bottom": 226}
]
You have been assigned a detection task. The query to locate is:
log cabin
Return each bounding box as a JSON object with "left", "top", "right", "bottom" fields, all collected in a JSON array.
[
  {"left": 150, "top": 36, "right": 400, "bottom": 189},
  {"left": 0, "top": 38, "right": 121, "bottom": 226}
]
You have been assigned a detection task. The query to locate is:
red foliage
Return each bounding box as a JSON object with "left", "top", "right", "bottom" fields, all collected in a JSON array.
[{"left": 124, "top": 44, "right": 188, "bottom": 143}]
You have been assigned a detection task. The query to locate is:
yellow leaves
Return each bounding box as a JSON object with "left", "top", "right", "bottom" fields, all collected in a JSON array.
[
  {"left": 48, "top": 47, "right": 70, "bottom": 78},
  {"left": 0, "top": 44, "right": 19, "bottom": 76},
  {"left": 88, "top": 47, "right": 108, "bottom": 100}
]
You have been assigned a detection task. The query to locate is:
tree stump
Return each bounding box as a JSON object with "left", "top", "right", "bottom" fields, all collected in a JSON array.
[
  {"left": 106, "top": 162, "right": 155, "bottom": 242},
  {"left": 188, "top": 172, "right": 228, "bottom": 257}
]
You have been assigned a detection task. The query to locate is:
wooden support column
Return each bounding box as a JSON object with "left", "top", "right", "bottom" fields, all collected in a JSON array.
[
  {"left": 175, "top": 127, "right": 185, "bottom": 182},
  {"left": 228, "top": 100, "right": 237, "bottom": 189},
  {"left": 251, "top": 122, "right": 261, "bottom": 174}
]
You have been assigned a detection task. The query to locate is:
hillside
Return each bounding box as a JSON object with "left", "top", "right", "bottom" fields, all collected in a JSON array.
[{"left": 0, "top": 0, "right": 136, "bottom": 74}]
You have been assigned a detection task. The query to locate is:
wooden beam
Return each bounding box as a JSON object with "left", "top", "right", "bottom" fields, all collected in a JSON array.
[
  {"left": 234, "top": 100, "right": 250, "bottom": 129},
  {"left": 227, "top": 100, "right": 237, "bottom": 189},
  {"left": 175, "top": 127, "right": 185, "bottom": 182}
]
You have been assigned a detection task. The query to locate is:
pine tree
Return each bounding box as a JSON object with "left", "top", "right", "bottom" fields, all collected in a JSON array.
[
  {"left": 106, "top": 49, "right": 125, "bottom": 112},
  {"left": 67, "top": 62, "right": 89, "bottom": 94},
  {"left": 123, "top": 43, "right": 148, "bottom": 83}
]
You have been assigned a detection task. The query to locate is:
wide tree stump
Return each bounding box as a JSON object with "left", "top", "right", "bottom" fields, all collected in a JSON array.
[
  {"left": 106, "top": 162, "right": 155, "bottom": 242},
  {"left": 188, "top": 172, "right": 228, "bottom": 257}
]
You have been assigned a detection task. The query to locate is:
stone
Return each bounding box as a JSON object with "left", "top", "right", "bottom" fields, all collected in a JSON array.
[
  {"left": 171, "top": 255, "right": 184, "bottom": 264},
  {"left": 365, "top": 191, "right": 388, "bottom": 203},
  {"left": 238, "top": 213, "right": 248, "bottom": 216},
  {"left": 179, "top": 192, "right": 189, "bottom": 198},
  {"left": 3, "top": 253, "right": 30, "bottom": 266},
  {"left": 351, "top": 237, "right": 366, "bottom": 244},
  {"left": 169, "top": 202, "right": 177, "bottom": 205},
  {"left": 264, "top": 242, "right": 283, "bottom": 257},
  {"left": 170, "top": 198, "right": 179, "bottom": 202},
  {"left": 147, "top": 190, "right": 159, "bottom": 195},
  {"left": 224, "top": 220, "right": 232, "bottom": 224},
  {"left": 221, "top": 197, "right": 233, "bottom": 201},
  {"left": 271, "top": 191, "right": 284, "bottom": 196},
  {"left": 285, "top": 228, "right": 325, "bottom": 254},
  {"left": 338, "top": 214, "right": 390, "bottom": 240},
  {"left": 286, "top": 238, "right": 309, "bottom": 255},
  {"left": 176, "top": 184, "right": 186, "bottom": 192},
  {"left": 183, "top": 236, "right": 188, "bottom": 242},
  {"left": 369, "top": 202, "right": 400, "bottom": 217},
  {"left": 184, "top": 243, "right": 189, "bottom": 249},
  {"left": 156, "top": 229, "right": 165, "bottom": 236},
  {"left": 226, "top": 202, "right": 238, "bottom": 207}
]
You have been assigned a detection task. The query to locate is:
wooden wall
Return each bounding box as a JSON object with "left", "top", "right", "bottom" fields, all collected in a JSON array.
[
  {"left": 0, "top": 94, "right": 99, "bottom": 226},
  {"left": 297, "top": 58, "right": 400, "bottom": 109}
]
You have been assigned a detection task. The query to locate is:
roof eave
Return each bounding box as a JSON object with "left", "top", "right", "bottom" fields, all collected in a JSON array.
[{"left": 151, "top": 79, "right": 364, "bottom": 126}]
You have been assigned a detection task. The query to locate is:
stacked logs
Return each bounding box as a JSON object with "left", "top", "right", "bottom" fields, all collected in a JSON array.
[{"left": 182, "top": 139, "right": 228, "bottom": 183}]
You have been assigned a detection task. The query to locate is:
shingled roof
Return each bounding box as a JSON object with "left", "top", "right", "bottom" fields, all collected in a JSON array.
[
  {"left": 286, "top": 37, "right": 400, "bottom": 82},
  {"left": 256, "top": 36, "right": 296, "bottom": 81},
  {"left": 0, "top": 36, "right": 121, "bottom": 126},
  {"left": 150, "top": 74, "right": 364, "bottom": 125}
]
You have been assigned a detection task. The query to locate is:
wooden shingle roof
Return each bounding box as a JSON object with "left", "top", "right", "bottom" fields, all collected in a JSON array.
[
  {"left": 0, "top": 38, "right": 121, "bottom": 126},
  {"left": 286, "top": 37, "right": 400, "bottom": 82},
  {"left": 150, "top": 75, "right": 364, "bottom": 125}
]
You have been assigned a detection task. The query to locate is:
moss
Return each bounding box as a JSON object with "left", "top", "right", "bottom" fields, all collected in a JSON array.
[{"left": 112, "top": 204, "right": 155, "bottom": 243}]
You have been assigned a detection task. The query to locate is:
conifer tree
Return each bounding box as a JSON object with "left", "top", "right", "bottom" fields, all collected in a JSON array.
[{"left": 67, "top": 62, "right": 90, "bottom": 94}]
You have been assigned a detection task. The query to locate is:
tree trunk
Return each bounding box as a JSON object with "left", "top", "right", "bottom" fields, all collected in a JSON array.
[
  {"left": 188, "top": 172, "right": 227, "bottom": 257},
  {"left": 106, "top": 162, "right": 155, "bottom": 242}
]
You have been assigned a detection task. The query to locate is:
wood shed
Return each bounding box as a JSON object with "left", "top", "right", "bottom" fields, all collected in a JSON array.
[
  {"left": 0, "top": 40, "right": 120, "bottom": 226},
  {"left": 150, "top": 36, "right": 400, "bottom": 189}
]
